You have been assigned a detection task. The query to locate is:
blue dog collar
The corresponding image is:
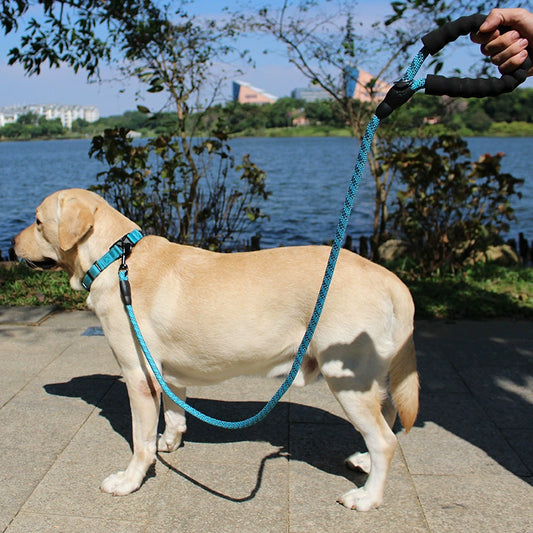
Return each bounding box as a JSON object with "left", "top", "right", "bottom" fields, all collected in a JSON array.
[{"left": 81, "top": 229, "right": 144, "bottom": 291}]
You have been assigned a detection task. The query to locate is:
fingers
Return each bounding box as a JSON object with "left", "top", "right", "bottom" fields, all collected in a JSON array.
[
  {"left": 470, "top": 28, "right": 499, "bottom": 46},
  {"left": 481, "top": 30, "right": 530, "bottom": 73},
  {"left": 470, "top": 8, "right": 533, "bottom": 75}
]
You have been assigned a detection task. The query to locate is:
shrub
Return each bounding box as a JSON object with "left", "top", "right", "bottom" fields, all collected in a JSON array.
[
  {"left": 384, "top": 134, "right": 523, "bottom": 275},
  {"left": 89, "top": 126, "right": 270, "bottom": 251}
]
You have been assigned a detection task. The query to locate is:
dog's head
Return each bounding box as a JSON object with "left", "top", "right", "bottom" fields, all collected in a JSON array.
[{"left": 13, "top": 189, "right": 105, "bottom": 288}]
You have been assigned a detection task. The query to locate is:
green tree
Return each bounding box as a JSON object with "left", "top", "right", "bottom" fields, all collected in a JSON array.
[
  {"left": 2, "top": 0, "right": 269, "bottom": 250},
  {"left": 463, "top": 104, "right": 492, "bottom": 133},
  {"left": 72, "top": 118, "right": 89, "bottom": 132},
  {"left": 38, "top": 117, "right": 64, "bottom": 136},
  {"left": 383, "top": 135, "right": 523, "bottom": 275},
  {"left": 266, "top": 97, "right": 305, "bottom": 128},
  {"left": 481, "top": 88, "right": 533, "bottom": 123},
  {"left": 252, "top": 0, "right": 528, "bottom": 256},
  {"left": 89, "top": 126, "right": 270, "bottom": 250},
  {"left": 0, "top": 115, "right": 65, "bottom": 138},
  {"left": 304, "top": 100, "right": 345, "bottom": 127},
  {"left": 0, "top": 122, "right": 24, "bottom": 138},
  {"left": 118, "top": 111, "right": 151, "bottom": 132},
  {"left": 17, "top": 112, "right": 39, "bottom": 125},
  {"left": 222, "top": 101, "right": 269, "bottom": 133},
  {"left": 90, "top": 4, "right": 269, "bottom": 249}
]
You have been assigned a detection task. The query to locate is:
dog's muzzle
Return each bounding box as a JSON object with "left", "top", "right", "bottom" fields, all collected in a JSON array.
[{"left": 23, "top": 258, "right": 58, "bottom": 270}]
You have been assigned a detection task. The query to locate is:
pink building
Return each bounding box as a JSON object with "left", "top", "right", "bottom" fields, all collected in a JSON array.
[
  {"left": 232, "top": 81, "right": 278, "bottom": 104},
  {"left": 346, "top": 68, "right": 391, "bottom": 102}
]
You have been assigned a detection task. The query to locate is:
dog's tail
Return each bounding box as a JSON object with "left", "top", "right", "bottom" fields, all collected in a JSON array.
[{"left": 389, "top": 333, "right": 419, "bottom": 432}]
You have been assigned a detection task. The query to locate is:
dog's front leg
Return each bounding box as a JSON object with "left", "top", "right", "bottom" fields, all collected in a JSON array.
[{"left": 101, "top": 372, "right": 161, "bottom": 496}]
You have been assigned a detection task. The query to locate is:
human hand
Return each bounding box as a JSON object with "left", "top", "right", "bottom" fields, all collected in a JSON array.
[{"left": 471, "top": 8, "right": 533, "bottom": 76}]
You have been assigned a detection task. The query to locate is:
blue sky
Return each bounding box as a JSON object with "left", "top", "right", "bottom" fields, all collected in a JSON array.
[{"left": 1, "top": 0, "right": 531, "bottom": 117}]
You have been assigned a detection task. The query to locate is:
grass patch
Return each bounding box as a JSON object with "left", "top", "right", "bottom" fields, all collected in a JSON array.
[
  {"left": 396, "top": 263, "right": 533, "bottom": 319},
  {"left": 0, "top": 262, "right": 87, "bottom": 310},
  {"left": 1, "top": 261, "right": 532, "bottom": 319},
  {"left": 231, "top": 125, "right": 351, "bottom": 138}
]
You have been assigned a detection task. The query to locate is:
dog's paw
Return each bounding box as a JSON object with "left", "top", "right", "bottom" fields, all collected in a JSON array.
[
  {"left": 345, "top": 452, "right": 371, "bottom": 474},
  {"left": 157, "top": 432, "right": 183, "bottom": 453},
  {"left": 337, "top": 487, "right": 381, "bottom": 512},
  {"left": 100, "top": 471, "right": 141, "bottom": 496}
]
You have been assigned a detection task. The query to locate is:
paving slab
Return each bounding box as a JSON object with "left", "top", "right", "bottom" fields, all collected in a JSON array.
[
  {"left": 37, "top": 310, "right": 99, "bottom": 331},
  {"left": 412, "top": 474, "right": 533, "bottom": 533},
  {"left": 0, "top": 306, "right": 57, "bottom": 326},
  {"left": 6, "top": 514, "right": 148, "bottom": 533}
]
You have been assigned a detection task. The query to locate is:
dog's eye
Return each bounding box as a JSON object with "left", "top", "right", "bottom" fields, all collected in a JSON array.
[{"left": 36, "top": 217, "right": 42, "bottom": 227}]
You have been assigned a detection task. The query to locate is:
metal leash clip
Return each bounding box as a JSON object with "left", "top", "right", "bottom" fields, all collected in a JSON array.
[{"left": 375, "top": 79, "right": 416, "bottom": 120}]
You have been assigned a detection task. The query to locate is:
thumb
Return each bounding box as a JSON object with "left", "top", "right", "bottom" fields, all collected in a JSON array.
[{"left": 479, "top": 11, "right": 505, "bottom": 33}]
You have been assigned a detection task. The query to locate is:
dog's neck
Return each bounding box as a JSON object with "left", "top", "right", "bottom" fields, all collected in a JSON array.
[{"left": 70, "top": 210, "right": 141, "bottom": 291}]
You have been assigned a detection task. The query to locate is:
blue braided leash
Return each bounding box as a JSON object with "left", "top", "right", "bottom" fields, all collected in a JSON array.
[{"left": 119, "top": 49, "right": 428, "bottom": 429}]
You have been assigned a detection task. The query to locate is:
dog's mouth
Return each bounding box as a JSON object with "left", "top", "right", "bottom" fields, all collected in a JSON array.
[{"left": 23, "top": 258, "right": 59, "bottom": 270}]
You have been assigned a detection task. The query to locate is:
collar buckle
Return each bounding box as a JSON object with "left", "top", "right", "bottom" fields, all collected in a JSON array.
[
  {"left": 81, "top": 229, "right": 144, "bottom": 291},
  {"left": 116, "top": 235, "right": 134, "bottom": 272}
]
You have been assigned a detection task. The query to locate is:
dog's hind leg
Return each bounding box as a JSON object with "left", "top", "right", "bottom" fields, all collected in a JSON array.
[
  {"left": 101, "top": 371, "right": 161, "bottom": 496},
  {"left": 344, "top": 395, "right": 397, "bottom": 474},
  {"left": 324, "top": 376, "right": 397, "bottom": 511},
  {"left": 158, "top": 385, "right": 187, "bottom": 452}
]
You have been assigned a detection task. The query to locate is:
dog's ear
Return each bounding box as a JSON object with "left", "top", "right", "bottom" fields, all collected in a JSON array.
[{"left": 58, "top": 196, "right": 95, "bottom": 251}]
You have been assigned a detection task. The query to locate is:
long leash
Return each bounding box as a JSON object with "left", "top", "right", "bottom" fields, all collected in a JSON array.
[{"left": 113, "top": 14, "right": 530, "bottom": 429}]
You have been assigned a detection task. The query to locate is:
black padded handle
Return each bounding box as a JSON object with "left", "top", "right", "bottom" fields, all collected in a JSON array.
[
  {"left": 422, "top": 14, "right": 486, "bottom": 55},
  {"left": 422, "top": 13, "right": 531, "bottom": 97}
]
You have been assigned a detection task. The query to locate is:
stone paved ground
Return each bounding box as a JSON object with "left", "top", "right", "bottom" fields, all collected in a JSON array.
[{"left": 1, "top": 308, "right": 532, "bottom": 532}]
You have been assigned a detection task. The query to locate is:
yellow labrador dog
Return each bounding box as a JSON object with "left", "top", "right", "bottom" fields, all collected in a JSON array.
[{"left": 14, "top": 188, "right": 418, "bottom": 511}]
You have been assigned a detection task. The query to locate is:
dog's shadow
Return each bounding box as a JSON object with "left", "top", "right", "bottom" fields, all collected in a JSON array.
[{"left": 44, "top": 375, "right": 368, "bottom": 501}]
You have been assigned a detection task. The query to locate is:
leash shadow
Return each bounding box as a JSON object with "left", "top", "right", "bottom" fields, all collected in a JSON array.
[{"left": 156, "top": 449, "right": 288, "bottom": 503}]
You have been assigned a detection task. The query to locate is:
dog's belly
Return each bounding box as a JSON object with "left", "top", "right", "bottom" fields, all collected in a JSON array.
[{"left": 149, "top": 321, "right": 310, "bottom": 386}]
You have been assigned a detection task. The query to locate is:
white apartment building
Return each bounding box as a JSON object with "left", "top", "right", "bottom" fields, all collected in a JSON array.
[{"left": 0, "top": 104, "right": 100, "bottom": 129}]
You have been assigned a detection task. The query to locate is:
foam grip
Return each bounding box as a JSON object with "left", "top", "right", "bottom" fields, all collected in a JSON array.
[
  {"left": 425, "top": 57, "right": 531, "bottom": 97},
  {"left": 422, "top": 14, "right": 486, "bottom": 54},
  {"left": 422, "top": 14, "right": 532, "bottom": 97}
]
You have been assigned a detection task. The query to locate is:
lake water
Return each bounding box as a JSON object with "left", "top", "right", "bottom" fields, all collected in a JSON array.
[{"left": 1, "top": 136, "right": 532, "bottom": 256}]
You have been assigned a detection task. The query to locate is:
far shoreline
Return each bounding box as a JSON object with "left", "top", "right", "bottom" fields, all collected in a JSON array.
[{"left": 2, "top": 122, "right": 533, "bottom": 142}]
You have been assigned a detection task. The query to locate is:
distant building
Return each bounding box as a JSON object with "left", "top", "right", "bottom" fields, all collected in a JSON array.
[
  {"left": 232, "top": 81, "right": 277, "bottom": 104},
  {"left": 291, "top": 68, "right": 391, "bottom": 104},
  {"left": 291, "top": 86, "right": 331, "bottom": 102},
  {"left": 0, "top": 104, "right": 100, "bottom": 129},
  {"left": 345, "top": 67, "right": 391, "bottom": 102}
]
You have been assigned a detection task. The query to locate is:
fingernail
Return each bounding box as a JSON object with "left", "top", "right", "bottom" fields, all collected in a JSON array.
[{"left": 519, "top": 38, "right": 529, "bottom": 47}]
